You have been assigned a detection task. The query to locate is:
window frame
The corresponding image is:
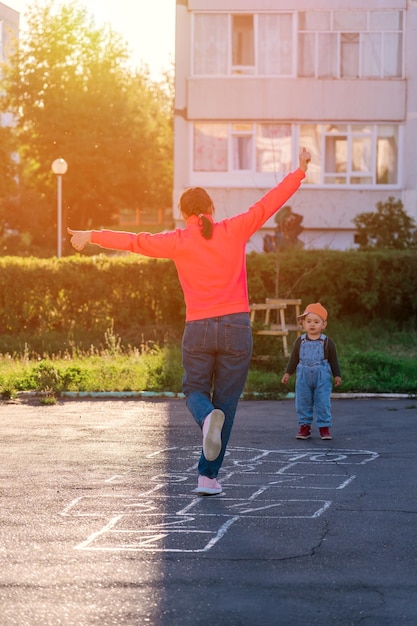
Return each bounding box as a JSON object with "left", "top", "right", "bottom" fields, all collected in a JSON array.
[
  {"left": 297, "top": 9, "right": 405, "bottom": 79},
  {"left": 192, "top": 11, "right": 296, "bottom": 77},
  {"left": 192, "top": 10, "right": 405, "bottom": 78},
  {"left": 190, "top": 122, "right": 402, "bottom": 190}
]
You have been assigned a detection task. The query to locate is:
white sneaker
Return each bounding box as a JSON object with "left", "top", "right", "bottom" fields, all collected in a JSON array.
[{"left": 202, "top": 409, "right": 225, "bottom": 461}]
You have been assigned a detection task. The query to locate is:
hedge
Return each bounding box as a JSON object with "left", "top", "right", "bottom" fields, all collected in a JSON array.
[
  {"left": 246, "top": 249, "right": 417, "bottom": 324},
  {"left": 0, "top": 255, "right": 184, "bottom": 352},
  {"left": 0, "top": 249, "right": 415, "bottom": 353}
]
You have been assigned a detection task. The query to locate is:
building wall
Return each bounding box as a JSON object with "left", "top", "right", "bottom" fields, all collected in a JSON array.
[
  {"left": 186, "top": 78, "right": 406, "bottom": 122},
  {"left": 189, "top": 1, "right": 406, "bottom": 8},
  {"left": 174, "top": 1, "right": 417, "bottom": 250},
  {"left": 0, "top": 2, "right": 19, "bottom": 63},
  {"left": 0, "top": 3, "right": 19, "bottom": 127},
  {"left": 404, "top": 1, "right": 417, "bottom": 220}
]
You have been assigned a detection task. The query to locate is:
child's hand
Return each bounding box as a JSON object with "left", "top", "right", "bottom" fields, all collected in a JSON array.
[
  {"left": 334, "top": 376, "right": 342, "bottom": 387},
  {"left": 281, "top": 373, "right": 290, "bottom": 385}
]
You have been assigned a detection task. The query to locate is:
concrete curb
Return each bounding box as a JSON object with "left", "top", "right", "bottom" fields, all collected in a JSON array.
[{"left": 15, "top": 390, "right": 417, "bottom": 401}]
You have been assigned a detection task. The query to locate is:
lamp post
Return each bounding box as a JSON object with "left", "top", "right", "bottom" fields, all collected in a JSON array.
[{"left": 51, "top": 158, "right": 68, "bottom": 258}]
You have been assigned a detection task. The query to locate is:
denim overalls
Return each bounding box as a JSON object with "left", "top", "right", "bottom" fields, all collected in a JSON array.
[{"left": 295, "top": 333, "right": 333, "bottom": 427}]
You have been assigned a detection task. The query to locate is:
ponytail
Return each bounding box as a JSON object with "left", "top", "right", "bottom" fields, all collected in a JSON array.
[{"left": 198, "top": 214, "right": 213, "bottom": 240}]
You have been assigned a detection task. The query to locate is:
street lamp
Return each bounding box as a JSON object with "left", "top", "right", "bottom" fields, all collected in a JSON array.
[{"left": 51, "top": 158, "right": 68, "bottom": 258}]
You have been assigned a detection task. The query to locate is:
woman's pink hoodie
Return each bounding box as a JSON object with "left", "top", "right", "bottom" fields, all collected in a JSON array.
[{"left": 91, "top": 168, "right": 305, "bottom": 321}]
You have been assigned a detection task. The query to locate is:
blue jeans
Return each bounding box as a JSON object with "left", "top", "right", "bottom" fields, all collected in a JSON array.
[{"left": 182, "top": 313, "right": 253, "bottom": 479}]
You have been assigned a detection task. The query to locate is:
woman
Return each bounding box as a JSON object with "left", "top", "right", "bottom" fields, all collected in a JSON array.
[{"left": 68, "top": 148, "right": 311, "bottom": 495}]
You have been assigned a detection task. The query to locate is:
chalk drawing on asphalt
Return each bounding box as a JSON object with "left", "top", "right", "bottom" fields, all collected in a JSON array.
[{"left": 60, "top": 446, "right": 379, "bottom": 553}]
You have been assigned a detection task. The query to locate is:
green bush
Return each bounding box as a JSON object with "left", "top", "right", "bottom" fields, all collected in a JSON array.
[
  {"left": 0, "top": 255, "right": 185, "bottom": 352},
  {"left": 0, "top": 250, "right": 416, "bottom": 357},
  {"left": 247, "top": 249, "right": 417, "bottom": 324},
  {"left": 353, "top": 197, "right": 417, "bottom": 250}
]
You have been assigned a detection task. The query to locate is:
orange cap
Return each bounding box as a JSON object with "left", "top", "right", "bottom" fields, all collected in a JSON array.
[{"left": 297, "top": 302, "right": 328, "bottom": 322}]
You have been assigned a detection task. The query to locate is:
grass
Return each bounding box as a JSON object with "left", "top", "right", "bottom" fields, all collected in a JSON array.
[
  {"left": 0, "top": 319, "right": 416, "bottom": 401},
  {"left": 0, "top": 344, "right": 185, "bottom": 400}
]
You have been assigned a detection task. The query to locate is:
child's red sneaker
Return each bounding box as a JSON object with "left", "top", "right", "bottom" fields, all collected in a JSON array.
[
  {"left": 319, "top": 427, "right": 332, "bottom": 440},
  {"left": 296, "top": 425, "right": 311, "bottom": 439}
]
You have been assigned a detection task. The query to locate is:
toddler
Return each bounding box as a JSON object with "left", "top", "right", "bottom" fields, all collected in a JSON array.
[{"left": 281, "top": 302, "right": 341, "bottom": 440}]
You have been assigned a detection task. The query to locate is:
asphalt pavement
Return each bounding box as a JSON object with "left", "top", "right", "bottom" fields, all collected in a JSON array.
[{"left": 0, "top": 395, "right": 416, "bottom": 626}]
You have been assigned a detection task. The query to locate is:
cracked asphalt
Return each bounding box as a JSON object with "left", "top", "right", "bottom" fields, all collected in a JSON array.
[{"left": 0, "top": 395, "right": 416, "bottom": 626}]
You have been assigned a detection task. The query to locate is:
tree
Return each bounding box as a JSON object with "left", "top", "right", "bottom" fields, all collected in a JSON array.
[
  {"left": 353, "top": 197, "right": 417, "bottom": 250},
  {"left": 0, "top": 0, "right": 173, "bottom": 254}
]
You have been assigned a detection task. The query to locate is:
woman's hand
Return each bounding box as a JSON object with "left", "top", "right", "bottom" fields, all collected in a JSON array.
[
  {"left": 299, "top": 147, "right": 311, "bottom": 173},
  {"left": 67, "top": 228, "right": 92, "bottom": 251}
]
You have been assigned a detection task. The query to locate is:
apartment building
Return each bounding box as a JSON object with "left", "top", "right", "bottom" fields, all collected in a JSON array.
[
  {"left": 173, "top": 0, "right": 417, "bottom": 251},
  {"left": 0, "top": 2, "right": 19, "bottom": 128},
  {"left": 0, "top": 2, "right": 18, "bottom": 62}
]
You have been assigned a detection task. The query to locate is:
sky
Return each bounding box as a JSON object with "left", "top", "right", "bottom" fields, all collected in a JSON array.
[{"left": 5, "top": 0, "right": 176, "bottom": 79}]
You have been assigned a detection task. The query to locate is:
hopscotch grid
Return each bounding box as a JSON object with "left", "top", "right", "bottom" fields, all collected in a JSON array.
[
  {"left": 145, "top": 447, "right": 379, "bottom": 464},
  {"left": 177, "top": 498, "right": 332, "bottom": 515},
  {"left": 75, "top": 516, "right": 240, "bottom": 553},
  {"left": 62, "top": 494, "right": 333, "bottom": 516},
  {"left": 60, "top": 472, "right": 357, "bottom": 519},
  {"left": 66, "top": 446, "right": 378, "bottom": 552}
]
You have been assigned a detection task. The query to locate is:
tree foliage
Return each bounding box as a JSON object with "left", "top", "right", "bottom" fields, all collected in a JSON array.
[
  {"left": 0, "top": 125, "right": 17, "bottom": 198},
  {"left": 353, "top": 197, "right": 417, "bottom": 250},
  {"left": 0, "top": 0, "right": 173, "bottom": 255}
]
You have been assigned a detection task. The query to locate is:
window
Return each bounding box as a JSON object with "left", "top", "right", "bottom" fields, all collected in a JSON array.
[
  {"left": 232, "top": 124, "right": 253, "bottom": 169},
  {"left": 323, "top": 125, "right": 373, "bottom": 184},
  {"left": 258, "top": 14, "right": 293, "bottom": 75},
  {"left": 298, "top": 10, "right": 404, "bottom": 79},
  {"left": 256, "top": 125, "right": 292, "bottom": 173},
  {"left": 193, "top": 14, "right": 228, "bottom": 75},
  {"left": 193, "top": 12, "right": 294, "bottom": 76},
  {"left": 298, "top": 31, "right": 338, "bottom": 78},
  {"left": 340, "top": 33, "right": 360, "bottom": 78},
  {"left": 194, "top": 123, "right": 228, "bottom": 172},
  {"left": 232, "top": 15, "right": 254, "bottom": 74},
  {"left": 300, "top": 123, "right": 399, "bottom": 185},
  {"left": 193, "top": 123, "right": 292, "bottom": 174},
  {"left": 193, "top": 122, "right": 399, "bottom": 186},
  {"left": 193, "top": 10, "right": 403, "bottom": 78},
  {"left": 376, "top": 125, "right": 398, "bottom": 184}
]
